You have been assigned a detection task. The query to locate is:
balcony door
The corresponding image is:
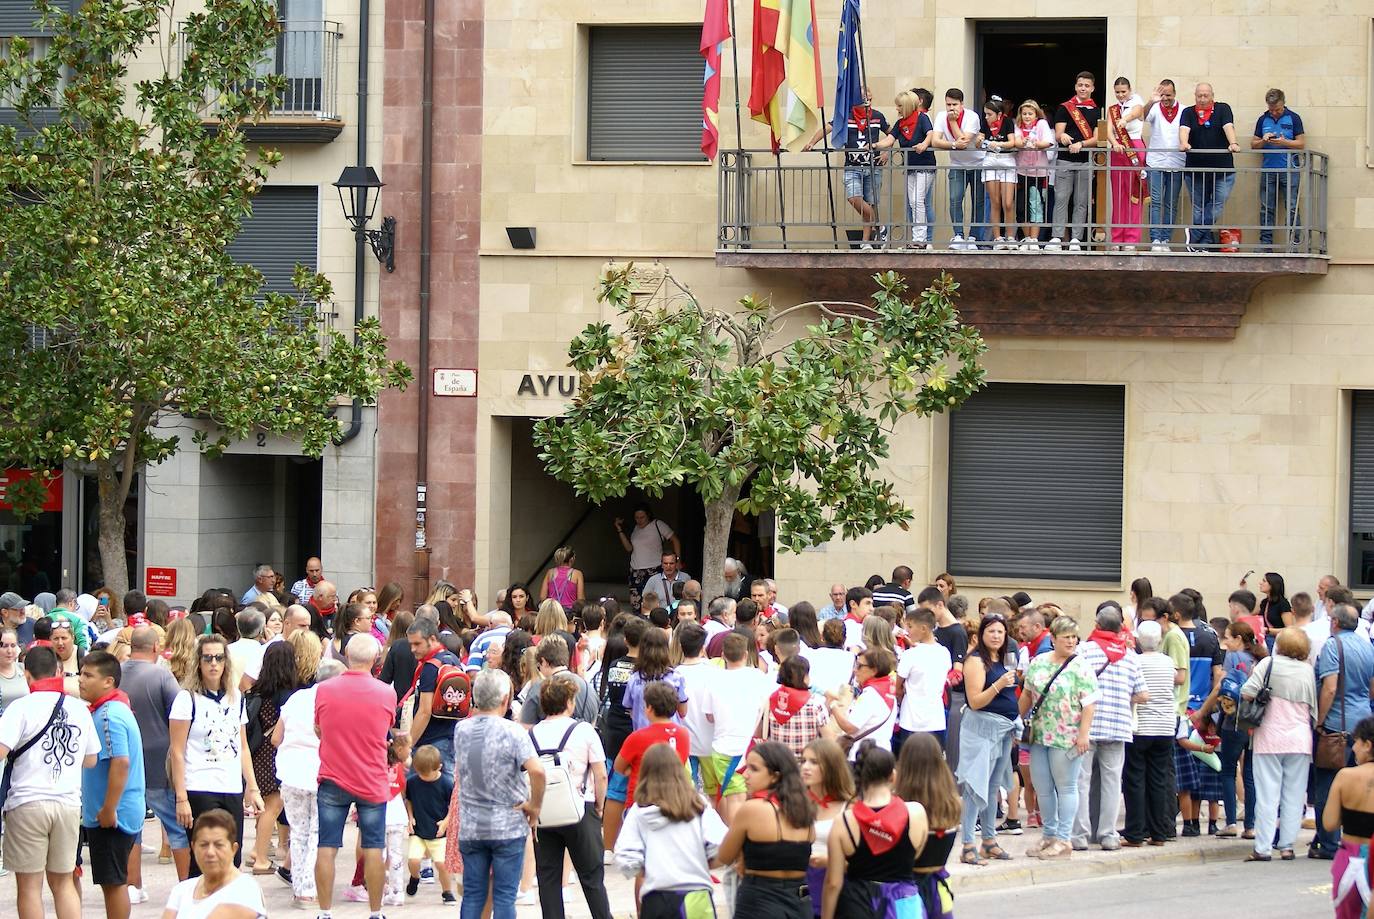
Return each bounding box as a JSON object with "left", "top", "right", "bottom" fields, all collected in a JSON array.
[
  {"left": 257, "top": 0, "right": 325, "bottom": 113},
  {"left": 975, "top": 20, "right": 1107, "bottom": 118}
]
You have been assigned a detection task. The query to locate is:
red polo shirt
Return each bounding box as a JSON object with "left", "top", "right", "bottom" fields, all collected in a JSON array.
[{"left": 315, "top": 669, "right": 397, "bottom": 803}]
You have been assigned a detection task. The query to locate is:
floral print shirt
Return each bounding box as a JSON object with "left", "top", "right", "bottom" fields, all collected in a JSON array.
[{"left": 1025, "top": 654, "right": 1101, "bottom": 749}]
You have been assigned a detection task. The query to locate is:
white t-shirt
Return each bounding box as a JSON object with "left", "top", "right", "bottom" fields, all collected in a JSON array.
[
  {"left": 274, "top": 685, "right": 320, "bottom": 790},
  {"left": 1110, "top": 94, "right": 1145, "bottom": 140},
  {"left": 227, "top": 638, "right": 263, "bottom": 683},
  {"left": 846, "top": 685, "right": 896, "bottom": 760},
  {"left": 842, "top": 618, "right": 865, "bottom": 652},
  {"left": 932, "top": 108, "right": 985, "bottom": 168},
  {"left": 0, "top": 690, "right": 99, "bottom": 811},
  {"left": 706, "top": 667, "right": 775, "bottom": 757},
  {"left": 1144, "top": 103, "right": 1184, "bottom": 169},
  {"left": 896, "top": 642, "right": 953, "bottom": 733},
  {"left": 530, "top": 716, "right": 605, "bottom": 803},
  {"left": 675, "top": 659, "right": 718, "bottom": 757},
  {"left": 386, "top": 788, "right": 409, "bottom": 827},
  {"left": 702, "top": 618, "right": 731, "bottom": 644},
  {"left": 1302, "top": 619, "right": 1331, "bottom": 667},
  {"left": 805, "top": 647, "right": 856, "bottom": 696},
  {"left": 629, "top": 520, "right": 673, "bottom": 570},
  {"left": 169, "top": 689, "right": 248, "bottom": 795},
  {"left": 164, "top": 874, "right": 267, "bottom": 919}
]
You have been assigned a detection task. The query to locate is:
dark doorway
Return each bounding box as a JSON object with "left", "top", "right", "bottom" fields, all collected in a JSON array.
[{"left": 976, "top": 20, "right": 1108, "bottom": 116}]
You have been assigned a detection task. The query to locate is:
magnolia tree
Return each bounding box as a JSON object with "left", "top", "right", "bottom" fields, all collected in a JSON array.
[
  {"left": 534, "top": 267, "right": 986, "bottom": 600},
  {"left": 0, "top": 0, "right": 410, "bottom": 596}
]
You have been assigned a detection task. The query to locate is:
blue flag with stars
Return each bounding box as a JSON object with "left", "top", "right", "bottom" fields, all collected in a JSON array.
[{"left": 830, "top": 0, "right": 862, "bottom": 149}]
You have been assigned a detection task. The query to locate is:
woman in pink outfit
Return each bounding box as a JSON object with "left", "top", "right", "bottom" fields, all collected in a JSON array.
[{"left": 1106, "top": 77, "right": 1147, "bottom": 248}]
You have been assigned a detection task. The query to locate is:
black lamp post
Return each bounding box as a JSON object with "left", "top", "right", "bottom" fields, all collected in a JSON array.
[{"left": 334, "top": 165, "right": 396, "bottom": 272}]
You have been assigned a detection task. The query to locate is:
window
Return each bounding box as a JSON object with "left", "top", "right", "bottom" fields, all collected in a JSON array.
[
  {"left": 586, "top": 25, "right": 703, "bottom": 162},
  {"left": 227, "top": 186, "right": 319, "bottom": 324},
  {"left": 947, "top": 383, "right": 1125, "bottom": 582},
  {"left": 1349, "top": 391, "right": 1374, "bottom": 588}
]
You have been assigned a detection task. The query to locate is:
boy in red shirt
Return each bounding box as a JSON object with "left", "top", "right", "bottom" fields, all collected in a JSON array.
[{"left": 613, "top": 681, "right": 690, "bottom": 803}]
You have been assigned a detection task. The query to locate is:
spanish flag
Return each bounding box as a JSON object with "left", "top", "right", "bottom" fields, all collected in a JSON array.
[
  {"left": 774, "top": 0, "right": 824, "bottom": 151},
  {"left": 700, "top": 0, "right": 730, "bottom": 160},
  {"left": 748, "top": 0, "right": 785, "bottom": 152}
]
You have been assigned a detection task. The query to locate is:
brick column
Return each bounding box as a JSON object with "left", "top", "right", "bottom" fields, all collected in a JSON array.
[{"left": 375, "top": 0, "right": 482, "bottom": 591}]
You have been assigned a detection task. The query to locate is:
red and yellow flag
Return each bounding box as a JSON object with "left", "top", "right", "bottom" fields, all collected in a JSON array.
[
  {"left": 748, "top": 0, "right": 785, "bottom": 152},
  {"left": 700, "top": 0, "right": 731, "bottom": 160},
  {"left": 774, "top": 0, "right": 824, "bottom": 151}
]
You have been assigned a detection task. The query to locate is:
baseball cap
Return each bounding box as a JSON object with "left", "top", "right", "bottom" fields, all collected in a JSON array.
[{"left": 0, "top": 591, "right": 28, "bottom": 610}]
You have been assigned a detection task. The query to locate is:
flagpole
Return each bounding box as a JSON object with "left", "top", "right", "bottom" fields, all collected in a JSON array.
[
  {"left": 726, "top": 0, "right": 748, "bottom": 246},
  {"left": 818, "top": 102, "right": 839, "bottom": 246}
]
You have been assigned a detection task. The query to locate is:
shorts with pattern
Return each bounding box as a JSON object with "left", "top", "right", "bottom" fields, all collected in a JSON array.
[{"left": 698, "top": 752, "right": 747, "bottom": 798}]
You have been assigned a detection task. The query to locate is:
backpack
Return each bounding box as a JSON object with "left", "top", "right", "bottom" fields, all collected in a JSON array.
[
  {"left": 429, "top": 664, "right": 472, "bottom": 721},
  {"left": 533, "top": 722, "right": 585, "bottom": 828}
]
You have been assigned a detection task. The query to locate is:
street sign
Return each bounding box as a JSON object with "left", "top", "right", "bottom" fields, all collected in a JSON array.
[{"left": 433, "top": 368, "right": 477, "bottom": 397}]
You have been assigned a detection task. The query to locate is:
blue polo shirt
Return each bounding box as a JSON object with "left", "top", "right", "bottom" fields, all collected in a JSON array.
[
  {"left": 1316, "top": 631, "right": 1374, "bottom": 733},
  {"left": 1254, "top": 109, "right": 1304, "bottom": 170},
  {"left": 82, "top": 701, "right": 146, "bottom": 835}
]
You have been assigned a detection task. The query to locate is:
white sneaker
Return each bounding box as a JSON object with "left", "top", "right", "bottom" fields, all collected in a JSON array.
[
  {"left": 128, "top": 887, "right": 149, "bottom": 905},
  {"left": 1020, "top": 239, "right": 1039, "bottom": 251},
  {"left": 859, "top": 242, "right": 874, "bottom": 250},
  {"left": 383, "top": 893, "right": 406, "bottom": 907},
  {"left": 1151, "top": 243, "right": 1170, "bottom": 253},
  {"left": 515, "top": 889, "right": 537, "bottom": 906},
  {"left": 1068, "top": 238, "right": 1082, "bottom": 251},
  {"left": 1044, "top": 237, "right": 1062, "bottom": 250},
  {"left": 1120, "top": 245, "right": 1136, "bottom": 253},
  {"left": 949, "top": 235, "right": 965, "bottom": 249}
]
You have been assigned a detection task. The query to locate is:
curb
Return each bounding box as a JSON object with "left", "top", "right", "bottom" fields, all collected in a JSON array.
[{"left": 949, "top": 839, "right": 1260, "bottom": 893}]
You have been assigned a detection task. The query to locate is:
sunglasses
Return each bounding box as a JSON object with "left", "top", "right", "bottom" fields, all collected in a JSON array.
[
  {"left": 201, "top": 653, "right": 226, "bottom": 663},
  {"left": 982, "top": 614, "right": 1007, "bottom": 623}
]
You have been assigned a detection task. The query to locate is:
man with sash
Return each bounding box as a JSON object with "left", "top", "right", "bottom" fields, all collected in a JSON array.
[
  {"left": 1178, "top": 82, "right": 1240, "bottom": 251},
  {"left": 1050, "top": 71, "right": 1101, "bottom": 251},
  {"left": 1106, "top": 77, "right": 1147, "bottom": 249},
  {"left": 1143, "top": 79, "right": 1185, "bottom": 251}
]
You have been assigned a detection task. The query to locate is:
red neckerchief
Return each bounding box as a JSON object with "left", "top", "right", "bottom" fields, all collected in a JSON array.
[
  {"left": 307, "top": 573, "right": 323, "bottom": 586},
  {"left": 1159, "top": 101, "right": 1179, "bottom": 123},
  {"left": 1063, "top": 95, "right": 1098, "bottom": 111},
  {"left": 88, "top": 689, "right": 130, "bottom": 714},
  {"left": 404, "top": 644, "right": 444, "bottom": 700},
  {"left": 1088, "top": 629, "right": 1130, "bottom": 664},
  {"left": 1194, "top": 104, "right": 1214, "bottom": 125},
  {"left": 769, "top": 686, "right": 810, "bottom": 725},
  {"left": 809, "top": 790, "right": 836, "bottom": 808},
  {"left": 845, "top": 612, "right": 865, "bottom": 626},
  {"left": 1032, "top": 629, "right": 1052, "bottom": 652},
  {"left": 851, "top": 105, "right": 872, "bottom": 132},
  {"left": 127, "top": 613, "right": 148, "bottom": 629},
  {"left": 988, "top": 114, "right": 1004, "bottom": 136},
  {"left": 387, "top": 763, "right": 406, "bottom": 799},
  {"left": 945, "top": 108, "right": 965, "bottom": 141},
  {"left": 861, "top": 675, "right": 895, "bottom": 711},
  {"left": 896, "top": 110, "right": 921, "bottom": 141},
  {"left": 28, "top": 639, "right": 52, "bottom": 651},
  {"left": 29, "top": 676, "right": 65, "bottom": 694},
  {"left": 315, "top": 603, "right": 337, "bottom": 619},
  {"left": 751, "top": 790, "right": 778, "bottom": 802},
  {"left": 853, "top": 798, "right": 909, "bottom": 855}
]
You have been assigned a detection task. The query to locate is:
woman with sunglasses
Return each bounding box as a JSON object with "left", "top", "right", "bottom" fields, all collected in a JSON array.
[
  {"left": 169, "top": 634, "right": 264, "bottom": 877},
  {"left": 955, "top": 608, "right": 1021, "bottom": 865}
]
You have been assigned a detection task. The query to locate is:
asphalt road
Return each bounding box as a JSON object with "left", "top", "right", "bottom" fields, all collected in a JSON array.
[{"left": 957, "top": 857, "right": 1333, "bottom": 918}]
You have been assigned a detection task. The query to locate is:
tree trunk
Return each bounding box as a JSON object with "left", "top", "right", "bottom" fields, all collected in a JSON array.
[
  {"left": 96, "top": 459, "right": 131, "bottom": 599},
  {"left": 700, "top": 482, "right": 741, "bottom": 600}
]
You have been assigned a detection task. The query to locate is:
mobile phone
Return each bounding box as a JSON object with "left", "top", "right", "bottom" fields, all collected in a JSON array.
[
  {"left": 1242, "top": 569, "right": 1254, "bottom": 581},
  {"left": 98, "top": 596, "right": 110, "bottom": 607}
]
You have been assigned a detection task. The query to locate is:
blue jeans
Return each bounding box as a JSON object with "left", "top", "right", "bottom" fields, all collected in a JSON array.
[
  {"left": 1313, "top": 732, "right": 1355, "bottom": 854},
  {"left": 316, "top": 779, "right": 387, "bottom": 850},
  {"left": 1029, "top": 744, "right": 1084, "bottom": 841},
  {"left": 1218, "top": 727, "right": 1256, "bottom": 830},
  {"left": 1149, "top": 170, "right": 1182, "bottom": 243},
  {"left": 948, "top": 167, "right": 984, "bottom": 239},
  {"left": 1259, "top": 171, "right": 1301, "bottom": 247},
  {"left": 1183, "top": 170, "right": 1236, "bottom": 248},
  {"left": 459, "top": 836, "right": 526, "bottom": 919},
  {"left": 144, "top": 785, "right": 189, "bottom": 850}
]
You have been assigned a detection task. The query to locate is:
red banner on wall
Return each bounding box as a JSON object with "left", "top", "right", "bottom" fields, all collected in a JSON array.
[{"left": 0, "top": 469, "right": 63, "bottom": 512}]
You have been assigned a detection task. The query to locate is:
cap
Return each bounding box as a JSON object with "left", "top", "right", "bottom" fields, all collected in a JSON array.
[
  {"left": 0, "top": 591, "right": 28, "bottom": 610},
  {"left": 1011, "top": 591, "right": 1033, "bottom": 609}
]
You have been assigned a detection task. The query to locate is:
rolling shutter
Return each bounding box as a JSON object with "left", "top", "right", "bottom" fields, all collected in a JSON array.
[
  {"left": 948, "top": 383, "right": 1124, "bottom": 582},
  {"left": 0, "top": 0, "right": 76, "bottom": 34},
  {"left": 587, "top": 26, "right": 704, "bottom": 162},
  {"left": 227, "top": 186, "right": 318, "bottom": 298},
  {"left": 1350, "top": 392, "right": 1374, "bottom": 531}
]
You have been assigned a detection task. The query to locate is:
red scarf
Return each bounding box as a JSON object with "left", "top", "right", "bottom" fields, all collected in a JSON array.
[
  {"left": 28, "top": 639, "right": 53, "bottom": 651},
  {"left": 307, "top": 572, "right": 323, "bottom": 586},
  {"left": 987, "top": 114, "right": 1004, "bottom": 137},
  {"left": 851, "top": 105, "right": 872, "bottom": 132},
  {"left": 1063, "top": 95, "right": 1098, "bottom": 111},
  {"left": 1194, "top": 104, "right": 1214, "bottom": 125},
  {"left": 127, "top": 612, "right": 148, "bottom": 629},
  {"left": 88, "top": 689, "right": 130, "bottom": 714},
  {"left": 845, "top": 611, "right": 865, "bottom": 626},
  {"left": 1088, "top": 629, "right": 1130, "bottom": 664},
  {"left": 861, "top": 676, "right": 895, "bottom": 711},
  {"left": 769, "top": 686, "right": 811, "bottom": 725},
  {"left": 1159, "top": 101, "right": 1179, "bottom": 123},
  {"left": 896, "top": 110, "right": 921, "bottom": 142},
  {"left": 29, "top": 676, "right": 65, "bottom": 694},
  {"left": 404, "top": 644, "right": 445, "bottom": 700},
  {"left": 809, "top": 790, "right": 836, "bottom": 808},
  {"left": 1031, "top": 629, "right": 1052, "bottom": 653},
  {"left": 852, "top": 798, "right": 909, "bottom": 855},
  {"left": 945, "top": 108, "right": 965, "bottom": 141},
  {"left": 315, "top": 602, "right": 337, "bottom": 620}
]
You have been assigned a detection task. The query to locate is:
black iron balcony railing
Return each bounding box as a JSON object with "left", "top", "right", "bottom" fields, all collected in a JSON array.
[
  {"left": 180, "top": 20, "right": 341, "bottom": 121},
  {"left": 718, "top": 147, "right": 1328, "bottom": 256}
]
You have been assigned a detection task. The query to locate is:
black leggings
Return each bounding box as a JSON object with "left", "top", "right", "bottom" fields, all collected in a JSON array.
[{"left": 185, "top": 790, "right": 245, "bottom": 877}]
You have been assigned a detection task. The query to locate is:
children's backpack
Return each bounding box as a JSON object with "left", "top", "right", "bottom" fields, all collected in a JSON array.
[
  {"left": 429, "top": 664, "right": 472, "bottom": 721},
  {"left": 533, "top": 722, "right": 585, "bottom": 828}
]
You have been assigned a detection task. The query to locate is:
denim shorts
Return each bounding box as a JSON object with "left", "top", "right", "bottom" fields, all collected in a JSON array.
[
  {"left": 144, "top": 785, "right": 190, "bottom": 850},
  {"left": 607, "top": 759, "right": 629, "bottom": 804},
  {"left": 317, "top": 779, "right": 387, "bottom": 850},
  {"left": 843, "top": 166, "right": 881, "bottom": 203}
]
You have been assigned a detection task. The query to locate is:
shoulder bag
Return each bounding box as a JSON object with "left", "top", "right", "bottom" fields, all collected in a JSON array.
[
  {"left": 1020, "top": 656, "right": 1076, "bottom": 745},
  {"left": 1315, "top": 637, "right": 1351, "bottom": 770},
  {"left": 1236, "top": 656, "right": 1273, "bottom": 731},
  {"left": 0, "top": 693, "right": 65, "bottom": 810}
]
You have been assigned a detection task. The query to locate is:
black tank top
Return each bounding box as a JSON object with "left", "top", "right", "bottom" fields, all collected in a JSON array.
[
  {"left": 913, "top": 827, "right": 958, "bottom": 870},
  {"left": 742, "top": 801, "right": 812, "bottom": 873},
  {"left": 843, "top": 802, "right": 918, "bottom": 882}
]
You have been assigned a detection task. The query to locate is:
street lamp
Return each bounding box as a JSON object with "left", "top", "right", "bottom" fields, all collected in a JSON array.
[{"left": 333, "top": 165, "right": 396, "bottom": 272}]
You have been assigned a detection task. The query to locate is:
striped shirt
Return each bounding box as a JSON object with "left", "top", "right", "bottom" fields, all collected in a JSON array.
[
  {"left": 1078, "top": 642, "right": 1147, "bottom": 743},
  {"left": 1134, "top": 652, "right": 1179, "bottom": 737}
]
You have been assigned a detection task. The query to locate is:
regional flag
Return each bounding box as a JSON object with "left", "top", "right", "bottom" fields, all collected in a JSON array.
[
  {"left": 748, "top": 0, "right": 785, "bottom": 151},
  {"left": 700, "top": 0, "right": 730, "bottom": 160},
  {"left": 774, "top": 0, "right": 824, "bottom": 151},
  {"left": 830, "top": 0, "right": 862, "bottom": 150}
]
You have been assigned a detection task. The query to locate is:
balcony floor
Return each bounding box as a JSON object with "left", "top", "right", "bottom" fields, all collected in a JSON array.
[{"left": 714, "top": 249, "right": 1329, "bottom": 339}]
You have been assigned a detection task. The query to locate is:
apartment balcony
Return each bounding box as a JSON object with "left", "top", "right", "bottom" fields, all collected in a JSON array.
[
  {"left": 717, "top": 149, "right": 1328, "bottom": 339},
  {"left": 185, "top": 21, "right": 344, "bottom": 143}
]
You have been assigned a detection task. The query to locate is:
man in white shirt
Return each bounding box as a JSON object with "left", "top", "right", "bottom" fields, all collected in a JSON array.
[
  {"left": 703, "top": 633, "right": 774, "bottom": 822},
  {"left": 842, "top": 586, "right": 874, "bottom": 651},
  {"left": 674, "top": 624, "right": 717, "bottom": 785},
  {"left": 931, "top": 87, "right": 986, "bottom": 248},
  {"left": 0, "top": 646, "right": 101, "bottom": 919},
  {"left": 229, "top": 608, "right": 266, "bottom": 691},
  {"left": 702, "top": 597, "right": 735, "bottom": 644},
  {"left": 894, "top": 607, "right": 952, "bottom": 754},
  {"left": 1143, "top": 78, "right": 1185, "bottom": 251}
]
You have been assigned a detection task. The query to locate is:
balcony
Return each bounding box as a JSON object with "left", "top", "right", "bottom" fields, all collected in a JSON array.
[
  {"left": 717, "top": 149, "right": 1329, "bottom": 339},
  {"left": 184, "top": 21, "right": 343, "bottom": 143}
]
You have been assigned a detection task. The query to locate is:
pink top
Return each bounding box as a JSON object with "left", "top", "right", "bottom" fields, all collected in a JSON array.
[
  {"left": 1252, "top": 696, "right": 1313, "bottom": 756},
  {"left": 315, "top": 670, "right": 398, "bottom": 803},
  {"left": 548, "top": 566, "right": 578, "bottom": 607}
]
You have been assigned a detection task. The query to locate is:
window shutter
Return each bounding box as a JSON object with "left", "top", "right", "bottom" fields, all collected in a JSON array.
[
  {"left": 0, "top": 0, "right": 77, "bottom": 33},
  {"left": 948, "top": 383, "right": 1125, "bottom": 582},
  {"left": 228, "top": 186, "right": 318, "bottom": 298},
  {"left": 587, "top": 26, "right": 704, "bottom": 162},
  {"left": 1350, "top": 392, "right": 1374, "bottom": 531}
]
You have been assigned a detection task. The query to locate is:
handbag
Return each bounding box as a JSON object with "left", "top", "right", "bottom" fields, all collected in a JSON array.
[
  {"left": 1020, "top": 656, "right": 1076, "bottom": 745},
  {"left": 838, "top": 692, "right": 894, "bottom": 756},
  {"left": 1236, "top": 657, "right": 1273, "bottom": 732},
  {"left": 1315, "top": 636, "right": 1351, "bottom": 770}
]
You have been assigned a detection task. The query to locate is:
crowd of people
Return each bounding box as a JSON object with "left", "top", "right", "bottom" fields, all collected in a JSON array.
[
  {"left": 803, "top": 73, "right": 1306, "bottom": 254},
  {"left": 0, "top": 552, "right": 1370, "bottom": 918}
]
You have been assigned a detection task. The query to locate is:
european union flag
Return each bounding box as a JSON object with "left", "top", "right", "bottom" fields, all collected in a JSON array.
[{"left": 830, "top": 0, "right": 862, "bottom": 149}]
